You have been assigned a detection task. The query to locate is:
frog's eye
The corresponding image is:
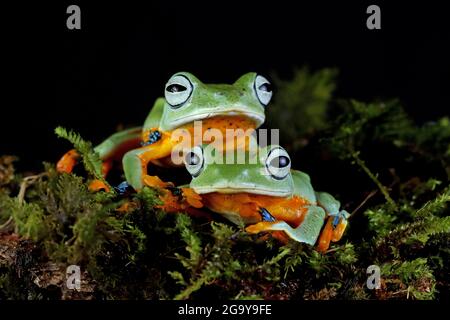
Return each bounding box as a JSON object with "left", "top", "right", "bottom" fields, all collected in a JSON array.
[
  {"left": 254, "top": 75, "right": 273, "bottom": 106},
  {"left": 165, "top": 74, "right": 193, "bottom": 108},
  {"left": 265, "top": 147, "right": 291, "bottom": 180},
  {"left": 184, "top": 146, "right": 204, "bottom": 177}
]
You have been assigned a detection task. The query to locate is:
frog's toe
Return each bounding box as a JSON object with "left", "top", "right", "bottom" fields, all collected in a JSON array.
[
  {"left": 246, "top": 221, "right": 280, "bottom": 234},
  {"left": 89, "top": 179, "right": 110, "bottom": 192},
  {"left": 143, "top": 175, "right": 172, "bottom": 188},
  {"left": 317, "top": 210, "right": 349, "bottom": 252},
  {"left": 331, "top": 210, "right": 349, "bottom": 242},
  {"left": 156, "top": 190, "right": 182, "bottom": 213},
  {"left": 317, "top": 218, "right": 334, "bottom": 253},
  {"left": 56, "top": 149, "right": 80, "bottom": 173},
  {"left": 181, "top": 187, "right": 203, "bottom": 208}
]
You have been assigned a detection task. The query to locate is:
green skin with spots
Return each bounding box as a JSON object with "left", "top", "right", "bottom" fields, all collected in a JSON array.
[
  {"left": 189, "top": 146, "right": 349, "bottom": 245},
  {"left": 92, "top": 72, "right": 267, "bottom": 190}
]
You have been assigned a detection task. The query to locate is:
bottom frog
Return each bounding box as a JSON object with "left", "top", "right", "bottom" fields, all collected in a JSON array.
[{"left": 180, "top": 145, "right": 349, "bottom": 252}]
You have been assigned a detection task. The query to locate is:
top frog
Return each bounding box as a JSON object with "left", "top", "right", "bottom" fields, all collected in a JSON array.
[{"left": 57, "top": 72, "right": 273, "bottom": 191}]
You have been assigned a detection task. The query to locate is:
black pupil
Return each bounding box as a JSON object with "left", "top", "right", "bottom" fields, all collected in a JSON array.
[
  {"left": 187, "top": 152, "right": 200, "bottom": 166},
  {"left": 167, "top": 84, "right": 187, "bottom": 93},
  {"left": 270, "top": 156, "right": 289, "bottom": 168},
  {"left": 258, "top": 83, "right": 272, "bottom": 92}
]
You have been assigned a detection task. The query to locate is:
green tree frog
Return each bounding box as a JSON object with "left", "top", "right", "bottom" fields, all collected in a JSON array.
[
  {"left": 57, "top": 72, "right": 272, "bottom": 191},
  {"left": 181, "top": 145, "right": 349, "bottom": 252}
]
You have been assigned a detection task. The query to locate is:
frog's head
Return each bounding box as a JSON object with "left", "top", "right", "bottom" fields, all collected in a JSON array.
[
  {"left": 184, "top": 145, "right": 293, "bottom": 197},
  {"left": 160, "top": 72, "right": 272, "bottom": 131}
]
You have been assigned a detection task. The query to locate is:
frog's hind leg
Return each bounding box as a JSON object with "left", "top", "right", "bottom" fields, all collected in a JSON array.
[
  {"left": 57, "top": 149, "right": 81, "bottom": 173},
  {"left": 246, "top": 205, "right": 326, "bottom": 245},
  {"left": 87, "top": 127, "right": 143, "bottom": 191},
  {"left": 315, "top": 191, "right": 350, "bottom": 252},
  {"left": 94, "top": 127, "right": 142, "bottom": 163},
  {"left": 57, "top": 127, "right": 142, "bottom": 177}
]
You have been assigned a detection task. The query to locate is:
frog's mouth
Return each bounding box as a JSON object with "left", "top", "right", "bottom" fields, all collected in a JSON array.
[
  {"left": 192, "top": 186, "right": 291, "bottom": 198},
  {"left": 164, "top": 109, "right": 265, "bottom": 131}
]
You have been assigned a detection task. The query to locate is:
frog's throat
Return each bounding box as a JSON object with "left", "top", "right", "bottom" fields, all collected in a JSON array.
[
  {"left": 192, "top": 186, "right": 291, "bottom": 198},
  {"left": 161, "top": 109, "right": 265, "bottom": 131}
]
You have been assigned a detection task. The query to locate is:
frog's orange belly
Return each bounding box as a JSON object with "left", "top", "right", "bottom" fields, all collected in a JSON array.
[
  {"left": 201, "top": 193, "right": 310, "bottom": 227},
  {"left": 147, "top": 116, "right": 258, "bottom": 167}
]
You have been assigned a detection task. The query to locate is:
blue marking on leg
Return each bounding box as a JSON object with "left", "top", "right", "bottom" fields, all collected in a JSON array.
[
  {"left": 141, "top": 130, "right": 162, "bottom": 146},
  {"left": 333, "top": 215, "right": 340, "bottom": 228},
  {"left": 260, "top": 208, "right": 276, "bottom": 222},
  {"left": 115, "top": 181, "right": 132, "bottom": 195}
]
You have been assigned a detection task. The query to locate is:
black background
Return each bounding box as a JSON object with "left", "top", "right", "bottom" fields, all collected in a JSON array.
[{"left": 2, "top": 0, "right": 449, "bottom": 170}]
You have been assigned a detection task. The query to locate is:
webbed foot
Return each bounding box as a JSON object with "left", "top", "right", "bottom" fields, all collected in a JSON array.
[
  {"left": 246, "top": 205, "right": 326, "bottom": 246},
  {"left": 316, "top": 210, "right": 349, "bottom": 252},
  {"left": 143, "top": 175, "right": 172, "bottom": 188}
]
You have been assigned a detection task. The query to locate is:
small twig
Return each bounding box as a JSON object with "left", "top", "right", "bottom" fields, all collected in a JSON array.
[
  {"left": 1, "top": 174, "right": 45, "bottom": 233},
  {"left": 391, "top": 289, "right": 409, "bottom": 296},
  {"left": 18, "top": 173, "right": 47, "bottom": 204},
  {"left": 351, "top": 151, "right": 397, "bottom": 209},
  {"left": 349, "top": 190, "right": 378, "bottom": 219},
  {"left": 13, "top": 173, "right": 48, "bottom": 233},
  {"left": 325, "top": 247, "right": 341, "bottom": 254},
  {"left": 0, "top": 216, "right": 13, "bottom": 232},
  {"left": 64, "top": 235, "right": 77, "bottom": 246}
]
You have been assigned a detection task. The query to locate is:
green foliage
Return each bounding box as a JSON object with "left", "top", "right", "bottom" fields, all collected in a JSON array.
[
  {"left": 381, "top": 258, "right": 436, "bottom": 300},
  {"left": 0, "top": 155, "right": 18, "bottom": 189},
  {"left": 170, "top": 218, "right": 242, "bottom": 299},
  {"left": 55, "top": 126, "right": 112, "bottom": 190},
  {"left": 267, "top": 67, "right": 338, "bottom": 150}
]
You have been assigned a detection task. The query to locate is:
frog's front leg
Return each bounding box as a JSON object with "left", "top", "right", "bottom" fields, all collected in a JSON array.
[
  {"left": 246, "top": 205, "right": 326, "bottom": 245},
  {"left": 122, "top": 131, "right": 175, "bottom": 191},
  {"left": 315, "top": 192, "right": 350, "bottom": 252}
]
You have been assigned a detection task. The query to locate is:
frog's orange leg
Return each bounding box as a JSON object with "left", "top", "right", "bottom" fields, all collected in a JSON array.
[
  {"left": 87, "top": 161, "right": 114, "bottom": 192},
  {"left": 316, "top": 214, "right": 349, "bottom": 252},
  {"left": 246, "top": 205, "right": 326, "bottom": 245},
  {"left": 180, "top": 187, "right": 203, "bottom": 208},
  {"left": 156, "top": 187, "right": 203, "bottom": 213},
  {"left": 314, "top": 191, "right": 350, "bottom": 251},
  {"left": 89, "top": 179, "right": 111, "bottom": 192},
  {"left": 331, "top": 216, "right": 348, "bottom": 242},
  {"left": 316, "top": 217, "right": 334, "bottom": 253},
  {"left": 56, "top": 149, "right": 80, "bottom": 173},
  {"left": 246, "top": 221, "right": 279, "bottom": 234},
  {"left": 122, "top": 131, "right": 176, "bottom": 191},
  {"left": 143, "top": 175, "right": 171, "bottom": 189}
]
